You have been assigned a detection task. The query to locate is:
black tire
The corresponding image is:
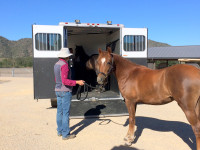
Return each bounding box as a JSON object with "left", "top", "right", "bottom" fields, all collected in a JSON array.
[{"left": 51, "top": 98, "right": 57, "bottom": 107}]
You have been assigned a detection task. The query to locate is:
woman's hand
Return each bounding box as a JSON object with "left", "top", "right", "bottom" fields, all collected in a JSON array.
[{"left": 76, "top": 80, "right": 85, "bottom": 86}]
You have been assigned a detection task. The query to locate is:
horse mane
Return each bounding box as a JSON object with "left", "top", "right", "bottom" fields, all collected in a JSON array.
[{"left": 112, "top": 53, "right": 146, "bottom": 69}]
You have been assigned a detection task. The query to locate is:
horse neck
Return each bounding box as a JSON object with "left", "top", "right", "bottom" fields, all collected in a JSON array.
[{"left": 112, "top": 54, "right": 138, "bottom": 79}]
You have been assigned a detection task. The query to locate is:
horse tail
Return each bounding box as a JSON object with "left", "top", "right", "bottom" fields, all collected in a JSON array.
[
  {"left": 194, "top": 96, "right": 200, "bottom": 121},
  {"left": 86, "top": 59, "right": 92, "bottom": 70},
  {"left": 86, "top": 54, "right": 98, "bottom": 70},
  {"left": 195, "top": 96, "right": 200, "bottom": 108}
]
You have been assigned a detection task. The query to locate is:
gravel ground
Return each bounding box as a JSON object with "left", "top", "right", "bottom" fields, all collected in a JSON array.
[{"left": 0, "top": 77, "right": 196, "bottom": 150}]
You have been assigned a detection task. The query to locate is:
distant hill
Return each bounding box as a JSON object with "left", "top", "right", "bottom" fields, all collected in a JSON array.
[
  {"left": 0, "top": 36, "right": 170, "bottom": 58},
  {"left": 148, "top": 40, "right": 171, "bottom": 48},
  {"left": 0, "top": 36, "right": 32, "bottom": 58},
  {"left": 148, "top": 39, "right": 171, "bottom": 48}
]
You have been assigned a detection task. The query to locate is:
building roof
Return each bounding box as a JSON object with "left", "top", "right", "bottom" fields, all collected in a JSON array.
[{"left": 148, "top": 45, "right": 200, "bottom": 59}]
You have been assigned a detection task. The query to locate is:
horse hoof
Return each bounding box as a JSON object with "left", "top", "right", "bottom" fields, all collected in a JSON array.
[
  {"left": 124, "top": 137, "right": 128, "bottom": 141},
  {"left": 124, "top": 141, "right": 132, "bottom": 146}
]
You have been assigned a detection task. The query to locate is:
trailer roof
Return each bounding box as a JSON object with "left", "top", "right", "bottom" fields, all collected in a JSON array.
[
  {"left": 59, "top": 22, "right": 124, "bottom": 28},
  {"left": 148, "top": 45, "right": 200, "bottom": 59}
]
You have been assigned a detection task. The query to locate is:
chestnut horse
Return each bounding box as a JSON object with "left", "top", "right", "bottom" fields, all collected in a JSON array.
[{"left": 97, "top": 47, "right": 200, "bottom": 149}]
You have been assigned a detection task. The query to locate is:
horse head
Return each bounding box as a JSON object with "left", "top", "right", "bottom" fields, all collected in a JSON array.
[{"left": 97, "top": 47, "right": 113, "bottom": 84}]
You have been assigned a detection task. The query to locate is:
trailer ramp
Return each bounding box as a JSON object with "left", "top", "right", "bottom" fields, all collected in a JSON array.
[{"left": 70, "top": 99, "right": 128, "bottom": 118}]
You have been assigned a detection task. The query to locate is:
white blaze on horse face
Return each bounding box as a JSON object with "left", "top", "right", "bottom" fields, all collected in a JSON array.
[{"left": 101, "top": 57, "right": 106, "bottom": 65}]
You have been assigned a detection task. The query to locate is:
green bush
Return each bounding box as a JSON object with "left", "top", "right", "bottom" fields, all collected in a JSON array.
[{"left": 0, "top": 57, "right": 33, "bottom": 68}]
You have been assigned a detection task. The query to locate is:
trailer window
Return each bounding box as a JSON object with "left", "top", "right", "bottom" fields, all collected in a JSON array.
[
  {"left": 35, "top": 33, "right": 61, "bottom": 51},
  {"left": 123, "top": 35, "right": 145, "bottom": 51}
]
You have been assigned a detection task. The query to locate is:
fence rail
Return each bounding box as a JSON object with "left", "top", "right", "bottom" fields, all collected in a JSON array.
[{"left": 0, "top": 68, "right": 33, "bottom": 77}]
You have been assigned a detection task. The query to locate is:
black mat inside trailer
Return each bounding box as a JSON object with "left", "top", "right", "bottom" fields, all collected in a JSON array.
[{"left": 70, "top": 99, "right": 128, "bottom": 118}]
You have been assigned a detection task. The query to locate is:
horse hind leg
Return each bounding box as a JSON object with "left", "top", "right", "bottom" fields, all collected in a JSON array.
[
  {"left": 194, "top": 96, "right": 200, "bottom": 150},
  {"left": 185, "top": 109, "right": 200, "bottom": 150},
  {"left": 179, "top": 97, "right": 200, "bottom": 150},
  {"left": 195, "top": 96, "right": 200, "bottom": 121}
]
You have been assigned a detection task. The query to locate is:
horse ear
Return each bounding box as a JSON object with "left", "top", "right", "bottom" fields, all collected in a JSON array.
[
  {"left": 107, "top": 47, "right": 112, "bottom": 54},
  {"left": 98, "top": 48, "right": 102, "bottom": 54}
]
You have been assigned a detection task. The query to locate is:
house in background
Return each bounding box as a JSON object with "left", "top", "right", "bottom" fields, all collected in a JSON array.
[{"left": 148, "top": 45, "right": 200, "bottom": 69}]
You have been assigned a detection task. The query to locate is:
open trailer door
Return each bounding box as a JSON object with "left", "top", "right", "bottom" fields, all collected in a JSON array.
[
  {"left": 121, "top": 28, "right": 148, "bottom": 66},
  {"left": 32, "top": 25, "right": 63, "bottom": 99}
]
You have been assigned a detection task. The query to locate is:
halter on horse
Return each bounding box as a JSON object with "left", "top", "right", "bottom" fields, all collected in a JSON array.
[{"left": 97, "top": 47, "right": 200, "bottom": 149}]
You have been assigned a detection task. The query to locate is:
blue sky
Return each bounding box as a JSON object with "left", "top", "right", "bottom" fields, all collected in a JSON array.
[{"left": 0, "top": 0, "right": 199, "bottom": 46}]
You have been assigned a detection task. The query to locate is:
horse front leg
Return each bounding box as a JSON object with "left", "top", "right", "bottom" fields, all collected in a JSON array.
[{"left": 124, "top": 100, "right": 137, "bottom": 146}]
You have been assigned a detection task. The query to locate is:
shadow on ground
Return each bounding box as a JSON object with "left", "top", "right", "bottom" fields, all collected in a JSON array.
[
  {"left": 123, "top": 116, "right": 196, "bottom": 150},
  {"left": 51, "top": 104, "right": 195, "bottom": 150},
  {"left": 111, "top": 145, "right": 141, "bottom": 150},
  {"left": 71, "top": 105, "right": 106, "bottom": 135}
]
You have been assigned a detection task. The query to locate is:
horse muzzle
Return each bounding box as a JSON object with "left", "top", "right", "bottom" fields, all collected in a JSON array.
[{"left": 97, "top": 76, "right": 105, "bottom": 85}]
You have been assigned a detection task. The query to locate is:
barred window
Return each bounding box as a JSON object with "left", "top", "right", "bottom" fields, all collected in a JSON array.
[
  {"left": 35, "top": 33, "right": 61, "bottom": 51},
  {"left": 123, "top": 35, "right": 145, "bottom": 51}
]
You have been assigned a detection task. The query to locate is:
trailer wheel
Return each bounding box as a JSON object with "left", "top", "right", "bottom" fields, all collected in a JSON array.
[{"left": 51, "top": 98, "right": 57, "bottom": 107}]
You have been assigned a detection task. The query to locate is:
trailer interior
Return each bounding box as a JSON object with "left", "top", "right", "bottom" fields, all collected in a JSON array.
[{"left": 64, "top": 26, "right": 122, "bottom": 101}]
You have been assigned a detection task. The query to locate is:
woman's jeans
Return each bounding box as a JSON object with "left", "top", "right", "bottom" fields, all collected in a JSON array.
[{"left": 55, "top": 91, "right": 72, "bottom": 138}]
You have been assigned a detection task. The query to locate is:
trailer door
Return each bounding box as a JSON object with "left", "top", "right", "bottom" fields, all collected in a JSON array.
[
  {"left": 121, "top": 28, "right": 147, "bottom": 66},
  {"left": 32, "top": 25, "right": 63, "bottom": 99}
]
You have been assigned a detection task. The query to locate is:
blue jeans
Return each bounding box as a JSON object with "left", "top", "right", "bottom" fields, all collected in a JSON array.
[{"left": 56, "top": 91, "right": 72, "bottom": 138}]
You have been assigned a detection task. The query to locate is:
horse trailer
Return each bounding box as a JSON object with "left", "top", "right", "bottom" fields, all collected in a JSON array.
[{"left": 32, "top": 20, "right": 148, "bottom": 117}]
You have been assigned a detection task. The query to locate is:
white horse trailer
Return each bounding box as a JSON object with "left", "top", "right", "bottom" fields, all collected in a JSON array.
[{"left": 32, "top": 20, "right": 148, "bottom": 117}]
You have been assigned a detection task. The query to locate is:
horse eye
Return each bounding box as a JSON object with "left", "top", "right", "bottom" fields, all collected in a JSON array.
[{"left": 107, "top": 62, "right": 111, "bottom": 65}]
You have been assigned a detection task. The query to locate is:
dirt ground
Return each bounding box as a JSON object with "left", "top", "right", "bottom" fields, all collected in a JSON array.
[{"left": 0, "top": 77, "right": 196, "bottom": 150}]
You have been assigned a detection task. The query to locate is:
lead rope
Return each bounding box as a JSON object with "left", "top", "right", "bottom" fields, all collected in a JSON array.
[{"left": 76, "top": 82, "right": 97, "bottom": 101}]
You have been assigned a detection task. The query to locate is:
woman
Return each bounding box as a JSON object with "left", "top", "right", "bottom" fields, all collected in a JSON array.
[{"left": 54, "top": 48, "right": 84, "bottom": 140}]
